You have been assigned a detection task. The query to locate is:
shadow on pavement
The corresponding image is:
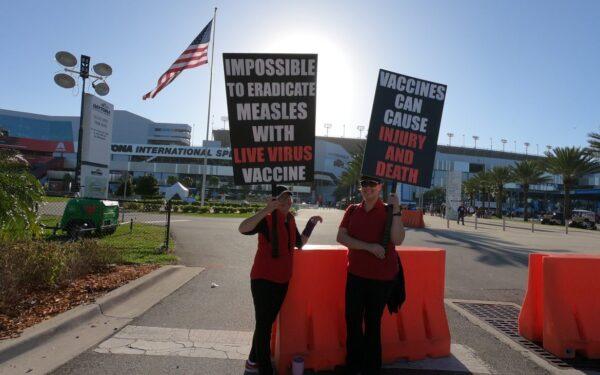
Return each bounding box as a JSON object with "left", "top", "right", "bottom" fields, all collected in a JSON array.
[{"left": 419, "top": 227, "right": 572, "bottom": 268}]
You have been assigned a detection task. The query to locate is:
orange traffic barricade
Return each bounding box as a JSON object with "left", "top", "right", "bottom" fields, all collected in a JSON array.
[
  {"left": 401, "top": 210, "right": 425, "bottom": 228},
  {"left": 272, "top": 245, "right": 450, "bottom": 373},
  {"left": 543, "top": 255, "right": 600, "bottom": 358},
  {"left": 519, "top": 253, "right": 600, "bottom": 359},
  {"left": 518, "top": 253, "right": 549, "bottom": 342}
]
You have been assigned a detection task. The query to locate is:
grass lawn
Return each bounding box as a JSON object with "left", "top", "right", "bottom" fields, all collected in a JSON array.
[
  {"left": 178, "top": 212, "right": 254, "bottom": 218},
  {"left": 40, "top": 214, "right": 61, "bottom": 228},
  {"left": 42, "top": 196, "right": 69, "bottom": 203},
  {"left": 39, "top": 219, "right": 177, "bottom": 265},
  {"left": 99, "top": 223, "right": 178, "bottom": 265}
]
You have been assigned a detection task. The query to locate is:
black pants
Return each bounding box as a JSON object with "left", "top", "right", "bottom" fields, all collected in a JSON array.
[
  {"left": 457, "top": 214, "right": 464, "bottom": 225},
  {"left": 249, "top": 279, "right": 289, "bottom": 375},
  {"left": 345, "top": 273, "right": 394, "bottom": 375}
]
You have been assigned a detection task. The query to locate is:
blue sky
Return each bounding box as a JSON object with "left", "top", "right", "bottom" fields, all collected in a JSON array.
[{"left": 1, "top": 0, "right": 598, "bottom": 153}]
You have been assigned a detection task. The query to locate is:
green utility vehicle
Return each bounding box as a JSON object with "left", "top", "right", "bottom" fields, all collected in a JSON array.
[{"left": 52, "top": 198, "right": 120, "bottom": 238}]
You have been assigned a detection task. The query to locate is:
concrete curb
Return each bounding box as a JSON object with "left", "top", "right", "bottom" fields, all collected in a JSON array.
[{"left": 0, "top": 265, "right": 185, "bottom": 363}]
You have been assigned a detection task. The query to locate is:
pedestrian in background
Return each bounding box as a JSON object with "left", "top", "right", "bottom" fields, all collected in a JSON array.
[
  {"left": 457, "top": 203, "right": 466, "bottom": 225},
  {"left": 239, "top": 185, "right": 322, "bottom": 375}
]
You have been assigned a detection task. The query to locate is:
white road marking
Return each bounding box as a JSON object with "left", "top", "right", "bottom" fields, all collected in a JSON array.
[
  {"left": 96, "top": 325, "right": 493, "bottom": 373},
  {"left": 384, "top": 344, "right": 492, "bottom": 374},
  {"left": 95, "top": 325, "right": 251, "bottom": 360}
]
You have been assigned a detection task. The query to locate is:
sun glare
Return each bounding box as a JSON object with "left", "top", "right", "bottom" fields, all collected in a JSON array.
[{"left": 266, "top": 31, "right": 356, "bottom": 136}]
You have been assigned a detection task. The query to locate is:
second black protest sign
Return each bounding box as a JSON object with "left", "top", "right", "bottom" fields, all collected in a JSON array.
[
  {"left": 223, "top": 53, "right": 317, "bottom": 185},
  {"left": 362, "top": 69, "right": 447, "bottom": 188}
]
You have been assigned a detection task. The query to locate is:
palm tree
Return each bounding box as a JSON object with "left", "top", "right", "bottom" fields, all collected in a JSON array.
[
  {"left": 588, "top": 132, "right": 600, "bottom": 157},
  {"left": 543, "top": 147, "right": 600, "bottom": 220},
  {"left": 511, "top": 160, "right": 550, "bottom": 221},
  {"left": 488, "top": 166, "right": 512, "bottom": 217},
  {"left": 472, "top": 170, "right": 492, "bottom": 210},
  {"left": 462, "top": 178, "right": 479, "bottom": 207},
  {"left": 339, "top": 145, "right": 364, "bottom": 202}
]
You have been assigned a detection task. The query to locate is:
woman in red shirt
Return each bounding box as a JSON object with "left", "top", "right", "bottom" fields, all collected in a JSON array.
[
  {"left": 337, "top": 176, "right": 405, "bottom": 375},
  {"left": 239, "top": 185, "right": 322, "bottom": 375}
]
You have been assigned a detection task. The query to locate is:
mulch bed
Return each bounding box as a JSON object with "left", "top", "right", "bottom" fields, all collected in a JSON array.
[{"left": 0, "top": 264, "right": 159, "bottom": 340}]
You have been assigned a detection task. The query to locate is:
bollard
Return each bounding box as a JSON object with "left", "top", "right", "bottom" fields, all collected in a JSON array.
[
  {"left": 565, "top": 222, "right": 568, "bottom": 235},
  {"left": 446, "top": 217, "right": 450, "bottom": 229},
  {"left": 532, "top": 221, "right": 534, "bottom": 233},
  {"left": 130, "top": 218, "right": 133, "bottom": 233},
  {"left": 475, "top": 215, "right": 478, "bottom": 230},
  {"left": 121, "top": 204, "right": 125, "bottom": 222},
  {"left": 503, "top": 217, "right": 506, "bottom": 231}
]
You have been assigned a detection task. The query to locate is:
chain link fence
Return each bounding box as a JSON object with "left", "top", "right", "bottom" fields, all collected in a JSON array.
[{"left": 38, "top": 196, "right": 172, "bottom": 250}]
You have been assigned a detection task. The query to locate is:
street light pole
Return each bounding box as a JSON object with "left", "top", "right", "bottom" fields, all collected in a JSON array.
[
  {"left": 357, "top": 125, "right": 364, "bottom": 138},
  {"left": 74, "top": 55, "right": 90, "bottom": 193},
  {"left": 524, "top": 142, "right": 530, "bottom": 155},
  {"left": 501, "top": 139, "right": 507, "bottom": 152},
  {"left": 472, "top": 135, "right": 479, "bottom": 149},
  {"left": 447, "top": 132, "right": 454, "bottom": 146},
  {"left": 324, "top": 123, "right": 332, "bottom": 137},
  {"left": 54, "top": 51, "right": 111, "bottom": 196}
]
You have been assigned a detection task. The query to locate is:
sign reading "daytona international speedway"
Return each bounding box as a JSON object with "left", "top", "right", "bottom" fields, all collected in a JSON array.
[{"left": 110, "top": 144, "right": 232, "bottom": 159}]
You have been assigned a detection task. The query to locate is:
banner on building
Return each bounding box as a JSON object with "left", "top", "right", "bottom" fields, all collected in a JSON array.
[
  {"left": 81, "top": 94, "right": 113, "bottom": 198},
  {"left": 110, "top": 143, "right": 231, "bottom": 159},
  {"left": 361, "top": 70, "right": 447, "bottom": 187},
  {"left": 223, "top": 53, "right": 317, "bottom": 185}
]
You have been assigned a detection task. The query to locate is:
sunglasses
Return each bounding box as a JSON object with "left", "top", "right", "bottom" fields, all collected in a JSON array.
[{"left": 360, "top": 180, "right": 379, "bottom": 188}]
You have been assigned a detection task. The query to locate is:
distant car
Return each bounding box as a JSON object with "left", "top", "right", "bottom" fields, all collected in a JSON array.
[
  {"left": 568, "top": 210, "right": 597, "bottom": 230},
  {"left": 541, "top": 212, "right": 564, "bottom": 225},
  {"left": 401, "top": 202, "right": 417, "bottom": 211}
]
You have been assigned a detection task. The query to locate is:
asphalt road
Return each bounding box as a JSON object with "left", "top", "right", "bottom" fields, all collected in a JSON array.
[{"left": 51, "top": 208, "right": 559, "bottom": 375}]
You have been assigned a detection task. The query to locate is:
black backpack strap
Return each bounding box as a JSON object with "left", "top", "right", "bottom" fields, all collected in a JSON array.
[
  {"left": 271, "top": 211, "right": 279, "bottom": 258},
  {"left": 381, "top": 204, "right": 394, "bottom": 252}
]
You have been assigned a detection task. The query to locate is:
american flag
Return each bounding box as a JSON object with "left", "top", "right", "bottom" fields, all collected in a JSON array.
[{"left": 143, "top": 20, "right": 213, "bottom": 100}]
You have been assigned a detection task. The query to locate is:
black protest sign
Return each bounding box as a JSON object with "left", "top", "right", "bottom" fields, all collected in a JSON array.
[
  {"left": 223, "top": 53, "right": 317, "bottom": 185},
  {"left": 362, "top": 69, "right": 447, "bottom": 187}
]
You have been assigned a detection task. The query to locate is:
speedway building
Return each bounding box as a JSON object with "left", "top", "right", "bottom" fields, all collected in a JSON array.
[{"left": 1, "top": 107, "right": 599, "bottom": 213}]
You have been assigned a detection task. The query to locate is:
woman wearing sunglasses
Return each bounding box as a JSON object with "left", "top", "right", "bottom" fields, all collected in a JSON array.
[
  {"left": 337, "top": 176, "right": 405, "bottom": 375},
  {"left": 239, "top": 185, "right": 322, "bottom": 375}
]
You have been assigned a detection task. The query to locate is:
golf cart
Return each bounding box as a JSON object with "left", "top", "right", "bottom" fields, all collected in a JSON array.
[
  {"left": 541, "top": 212, "right": 564, "bottom": 225},
  {"left": 46, "top": 198, "right": 120, "bottom": 238},
  {"left": 568, "top": 210, "right": 597, "bottom": 230}
]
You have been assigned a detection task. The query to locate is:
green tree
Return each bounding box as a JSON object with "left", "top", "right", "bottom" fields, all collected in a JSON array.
[
  {"left": 180, "top": 176, "right": 194, "bottom": 188},
  {"left": 543, "top": 147, "right": 600, "bottom": 220},
  {"left": 511, "top": 160, "right": 550, "bottom": 221},
  {"left": 115, "top": 176, "right": 134, "bottom": 197},
  {"left": 166, "top": 175, "right": 178, "bottom": 185},
  {"left": 339, "top": 145, "right": 364, "bottom": 202},
  {"left": 472, "top": 170, "right": 492, "bottom": 209},
  {"left": 0, "top": 150, "right": 44, "bottom": 240},
  {"left": 208, "top": 175, "right": 220, "bottom": 187},
  {"left": 588, "top": 132, "right": 600, "bottom": 157},
  {"left": 135, "top": 175, "right": 159, "bottom": 197},
  {"left": 462, "top": 178, "right": 479, "bottom": 207},
  {"left": 488, "top": 166, "right": 513, "bottom": 217},
  {"left": 422, "top": 186, "right": 446, "bottom": 206}
]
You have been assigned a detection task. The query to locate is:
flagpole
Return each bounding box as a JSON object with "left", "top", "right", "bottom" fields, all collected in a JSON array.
[{"left": 200, "top": 7, "right": 217, "bottom": 207}]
